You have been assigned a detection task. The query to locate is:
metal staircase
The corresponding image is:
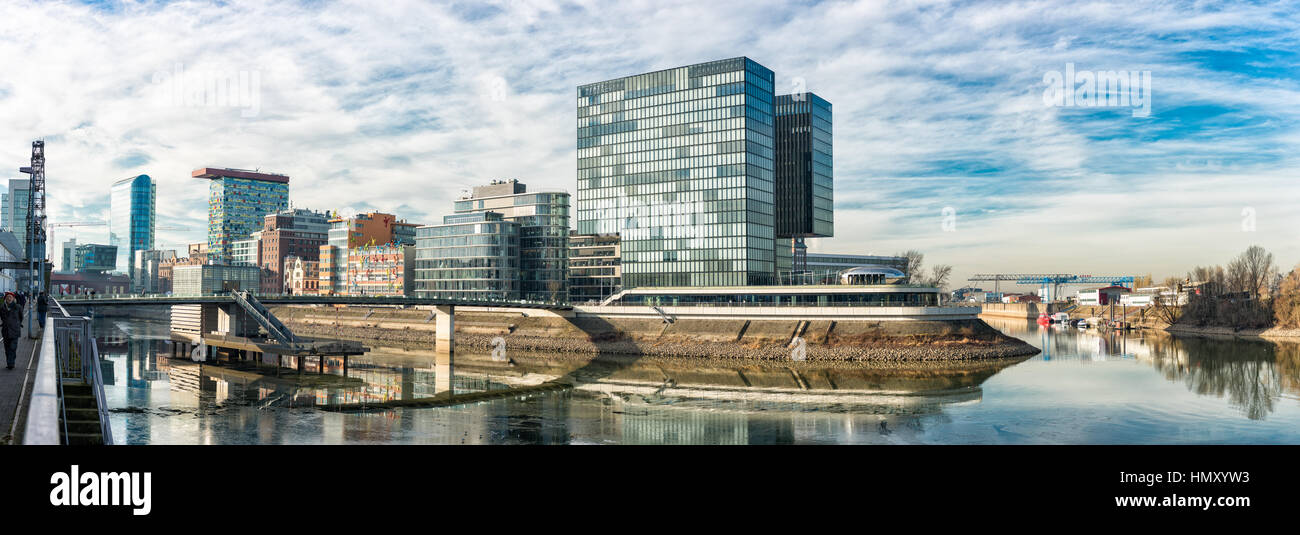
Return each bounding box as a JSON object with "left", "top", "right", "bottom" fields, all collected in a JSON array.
[{"left": 232, "top": 291, "right": 302, "bottom": 348}]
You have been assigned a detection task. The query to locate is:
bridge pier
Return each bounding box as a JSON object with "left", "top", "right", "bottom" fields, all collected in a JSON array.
[{"left": 434, "top": 305, "right": 454, "bottom": 395}]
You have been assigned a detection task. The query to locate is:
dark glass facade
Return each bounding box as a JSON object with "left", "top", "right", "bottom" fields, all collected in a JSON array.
[
  {"left": 576, "top": 57, "right": 777, "bottom": 288},
  {"left": 774, "top": 93, "right": 833, "bottom": 239}
]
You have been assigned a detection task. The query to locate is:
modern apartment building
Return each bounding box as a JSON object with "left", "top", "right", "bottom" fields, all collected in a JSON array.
[
  {"left": 452, "top": 179, "right": 570, "bottom": 302},
  {"left": 774, "top": 93, "right": 833, "bottom": 275},
  {"left": 568, "top": 232, "right": 621, "bottom": 304},
  {"left": 73, "top": 244, "right": 118, "bottom": 274},
  {"left": 319, "top": 211, "right": 419, "bottom": 296},
  {"left": 3, "top": 179, "right": 30, "bottom": 252},
  {"left": 255, "top": 209, "right": 330, "bottom": 294},
  {"left": 576, "top": 57, "right": 779, "bottom": 288},
  {"left": 60, "top": 238, "right": 77, "bottom": 273},
  {"left": 132, "top": 249, "right": 177, "bottom": 293},
  {"left": 109, "top": 174, "right": 156, "bottom": 278},
  {"left": 231, "top": 238, "right": 259, "bottom": 267},
  {"left": 415, "top": 212, "right": 520, "bottom": 300},
  {"left": 193, "top": 167, "right": 290, "bottom": 265}
]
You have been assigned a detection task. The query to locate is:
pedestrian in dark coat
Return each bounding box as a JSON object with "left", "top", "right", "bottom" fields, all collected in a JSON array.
[
  {"left": 1, "top": 293, "right": 23, "bottom": 369},
  {"left": 37, "top": 292, "right": 48, "bottom": 329}
]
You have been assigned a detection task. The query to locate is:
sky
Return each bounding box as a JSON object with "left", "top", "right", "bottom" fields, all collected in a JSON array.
[{"left": 0, "top": 0, "right": 1297, "bottom": 289}]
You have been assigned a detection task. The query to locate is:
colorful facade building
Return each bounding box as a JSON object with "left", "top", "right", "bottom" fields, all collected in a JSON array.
[
  {"left": 193, "top": 167, "right": 290, "bottom": 265},
  {"left": 344, "top": 244, "right": 414, "bottom": 297},
  {"left": 319, "top": 211, "right": 419, "bottom": 296}
]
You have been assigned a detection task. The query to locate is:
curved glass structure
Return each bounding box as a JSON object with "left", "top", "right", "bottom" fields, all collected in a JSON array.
[{"left": 109, "top": 174, "right": 155, "bottom": 277}]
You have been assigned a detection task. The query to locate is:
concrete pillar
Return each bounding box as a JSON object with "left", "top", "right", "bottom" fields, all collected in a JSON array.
[{"left": 434, "top": 305, "right": 454, "bottom": 395}]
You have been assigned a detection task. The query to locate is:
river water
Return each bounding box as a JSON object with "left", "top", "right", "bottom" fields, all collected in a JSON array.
[{"left": 97, "top": 316, "right": 1300, "bottom": 444}]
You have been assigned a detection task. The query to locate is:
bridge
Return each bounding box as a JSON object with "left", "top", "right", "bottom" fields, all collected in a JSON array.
[
  {"left": 56, "top": 292, "right": 571, "bottom": 394},
  {"left": 967, "top": 273, "right": 1136, "bottom": 301},
  {"left": 54, "top": 294, "right": 571, "bottom": 309}
]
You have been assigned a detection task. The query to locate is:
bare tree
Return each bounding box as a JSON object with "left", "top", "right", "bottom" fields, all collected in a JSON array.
[
  {"left": 898, "top": 250, "right": 925, "bottom": 284},
  {"left": 927, "top": 265, "right": 953, "bottom": 290},
  {"left": 1237, "top": 245, "right": 1276, "bottom": 300}
]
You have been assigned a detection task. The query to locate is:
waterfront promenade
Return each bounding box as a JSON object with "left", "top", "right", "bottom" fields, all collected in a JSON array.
[{"left": 0, "top": 310, "right": 40, "bottom": 445}]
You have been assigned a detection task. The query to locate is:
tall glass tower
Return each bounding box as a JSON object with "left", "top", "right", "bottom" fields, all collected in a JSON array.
[
  {"left": 109, "top": 174, "right": 156, "bottom": 277},
  {"left": 576, "top": 57, "right": 777, "bottom": 288},
  {"left": 774, "top": 93, "right": 833, "bottom": 276}
]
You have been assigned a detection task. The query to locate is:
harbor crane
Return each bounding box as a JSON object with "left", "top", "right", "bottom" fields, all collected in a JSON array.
[{"left": 966, "top": 273, "right": 1136, "bottom": 302}]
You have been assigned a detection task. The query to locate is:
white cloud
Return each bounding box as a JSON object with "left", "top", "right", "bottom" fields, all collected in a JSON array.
[{"left": 0, "top": 0, "right": 1295, "bottom": 284}]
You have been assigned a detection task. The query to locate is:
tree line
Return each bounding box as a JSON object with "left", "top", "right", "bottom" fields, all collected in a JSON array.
[{"left": 1160, "top": 245, "right": 1300, "bottom": 331}]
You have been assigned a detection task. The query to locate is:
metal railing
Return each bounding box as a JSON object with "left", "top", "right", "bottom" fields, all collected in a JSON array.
[{"left": 25, "top": 299, "right": 112, "bottom": 445}]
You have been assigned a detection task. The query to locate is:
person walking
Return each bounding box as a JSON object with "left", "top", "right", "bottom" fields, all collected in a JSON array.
[
  {"left": 1, "top": 292, "right": 23, "bottom": 370},
  {"left": 36, "top": 291, "right": 48, "bottom": 329}
]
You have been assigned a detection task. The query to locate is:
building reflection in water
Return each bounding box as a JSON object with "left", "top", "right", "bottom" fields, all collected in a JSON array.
[{"left": 97, "top": 315, "right": 1300, "bottom": 444}]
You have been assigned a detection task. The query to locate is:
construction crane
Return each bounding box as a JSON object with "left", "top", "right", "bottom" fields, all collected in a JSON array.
[{"left": 967, "top": 273, "right": 1136, "bottom": 302}]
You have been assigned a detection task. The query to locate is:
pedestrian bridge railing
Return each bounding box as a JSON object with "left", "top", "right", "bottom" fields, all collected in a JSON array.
[{"left": 24, "top": 299, "right": 112, "bottom": 445}]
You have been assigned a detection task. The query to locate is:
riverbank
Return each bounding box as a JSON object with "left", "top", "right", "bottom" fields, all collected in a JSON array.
[
  {"left": 270, "top": 306, "right": 1040, "bottom": 361},
  {"left": 1163, "top": 323, "right": 1300, "bottom": 341}
]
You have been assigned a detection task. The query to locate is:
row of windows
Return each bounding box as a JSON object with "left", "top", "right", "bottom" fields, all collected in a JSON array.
[
  {"left": 577, "top": 127, "right": 747, "bottom": 159},
  {"left": 578, "top": 152, "right": 757, "bottom": 178},
  {"left": 578, "top": 68, "right": 745, "bottom": 103},
  {"left": 579, "top": 93, "right": 745, "bottom": 128},
  {"left": 617, "top": 221, "right": 774, "bottom": 242},
  {"left": 578, "top": 79, "right": 748, "bottom": 118},
  {"left": 578, "top": 104, "right": 762, "bottom": 140},
  {"left": 579, "top": 139, "right": 748, "bottom": 169},
  {"left": 579, "top": 117, "right": 742, "bottom": 149},
  {"left": 621, "top": 236, "right": 754, "bottom": 252},
  {"left": 622, "top": 258, "right": 774, "bottom": 274},
  {"left": 416, "top": 223, "right": 518, "bottom": 238},
  {"left": 580, "top": 186, "right": 775, "bottom": 214},
  {"left": 577, "top": 163, "right": 777, "bottom": 194}
]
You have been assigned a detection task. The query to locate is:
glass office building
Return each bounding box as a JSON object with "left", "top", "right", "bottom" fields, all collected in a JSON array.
[
  {"left": 576, "top": 57, "right": 777, "bottom": 288},
  {"left": 774, "top": 93, "right": 833, "bottom": 274},
  {"left": 414, "top": 212, "right": 520, "bottom": 300},
  {"left": 452, "top": 180, "right": 570, "bottom": 302},
  {"left": 109, "top": 174, "right": 156, "bottom": 278},
  {"left": 73, "top": 244, "right": 118, "bottom": 274},
  {"left": 171, "top": 264, "right": 262, "bottom": 296},
  {"left": 193, "top": 168, "right": 289, "bottom": 265}
]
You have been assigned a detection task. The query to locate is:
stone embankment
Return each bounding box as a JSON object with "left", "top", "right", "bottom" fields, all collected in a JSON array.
[{"left": 271, "top": 306, "right": 1040, "bottom": 361}]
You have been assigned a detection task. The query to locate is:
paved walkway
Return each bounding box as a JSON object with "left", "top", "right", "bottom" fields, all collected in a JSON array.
[{"left": 0, "top": 309, "right": 42, "bottom": 445}]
